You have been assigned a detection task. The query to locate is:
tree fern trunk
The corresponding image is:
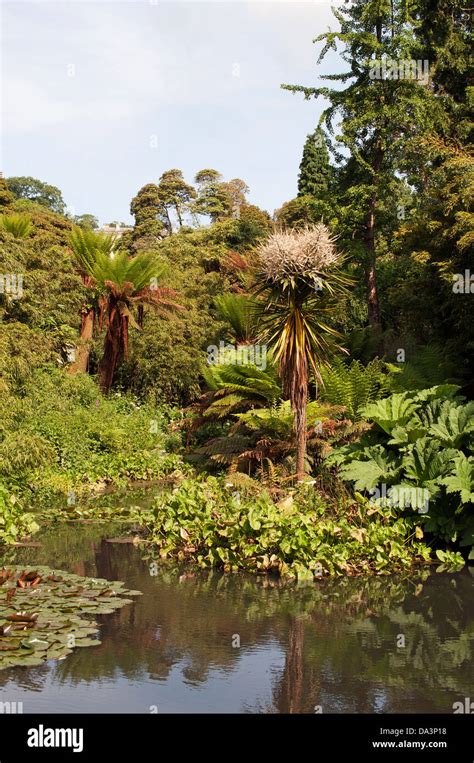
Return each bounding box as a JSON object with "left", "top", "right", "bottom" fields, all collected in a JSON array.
[
  {"left": 98, "top": 300, "right": 122, "bottom": 393},
  {"left": 68, "top": 307, "right": 94, "bottom": 374}
]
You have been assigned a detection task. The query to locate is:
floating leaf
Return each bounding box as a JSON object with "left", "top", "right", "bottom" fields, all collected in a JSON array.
[{"left": 0, "top": 566, "right": 141, "bottom": 671}]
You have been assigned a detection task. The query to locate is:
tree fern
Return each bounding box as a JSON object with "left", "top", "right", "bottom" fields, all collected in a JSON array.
[
  {"left": 319, "top": 358, "right": 389, "bottom": 419},
  {"left": 214, "top": 293, "right": 257, "bottom": 343}
]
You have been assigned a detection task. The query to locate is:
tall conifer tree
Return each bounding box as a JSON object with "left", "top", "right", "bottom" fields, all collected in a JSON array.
[
  {"left": 297, "top": 127, "right": 331, "bottom": 199},
  {"left": 283, "top": 0, "right": 442, "bottom": 336}
]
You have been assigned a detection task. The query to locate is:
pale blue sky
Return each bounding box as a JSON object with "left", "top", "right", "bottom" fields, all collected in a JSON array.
[{"left": 2, "top": 0, "right": 343, "bottom": 224}]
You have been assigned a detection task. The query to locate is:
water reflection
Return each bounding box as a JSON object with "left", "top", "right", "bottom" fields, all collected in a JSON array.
[{"left": 0, "top": 523, "right": 473, "bottom": 713}]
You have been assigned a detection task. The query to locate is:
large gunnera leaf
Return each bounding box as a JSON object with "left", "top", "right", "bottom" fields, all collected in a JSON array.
[
  {"left": 360, "top": 394, "right": 419, "bottom": 435},
  {"left": 441, "top": 454, "right": 474, "bottom": 504},
  {"left": 402, "top": 438, "right": 457, "bottom": 487},
  {"left": 338, "top": 446, "right": 401, "bottom": 490},
  {"left": 428, "top": 401, "right": 474, "bottom": 448}
]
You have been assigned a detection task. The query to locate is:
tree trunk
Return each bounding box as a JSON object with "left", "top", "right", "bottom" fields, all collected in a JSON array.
[
  {"left": 290, "top": 347, "right": 308, "bottom": 482},
  {"left": 276, "top": 617, "right": 305, "bottom": 713},
  {"left": 68, "top": 307, "right": 94, "bottom": 374},
  {"left": 365, "top": 142, "right": 383, "bottom": 339},
  {"left": 98, "top": 301, "right": 122, "bottom": 393},
  {"left": 283, "top": 310, "right": 309, "bottom": 483},
  {"left": 365, "top": 20, "right": 384, "bottom": 337},
  {"left": 294, "top": 386, "right": 308, "bottom": 482},
  {"left": 365, "top": 201, "right": 381, "bottom": 329}
]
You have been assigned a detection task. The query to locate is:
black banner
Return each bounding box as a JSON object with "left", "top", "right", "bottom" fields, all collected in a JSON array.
[{"left": 0, "top": 713, "right": 471, "bottom": 761}]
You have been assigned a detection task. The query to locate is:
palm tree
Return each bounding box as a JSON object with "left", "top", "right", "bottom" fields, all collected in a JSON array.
[
  {"left": 69, "top": 227, "right": 182, "bottom": 392},
  {"left": 68, "top": 227, "right": 115, "bottom": 374},
  {"left": 253, "top": 224, "right": 350, "bottom": 481}
]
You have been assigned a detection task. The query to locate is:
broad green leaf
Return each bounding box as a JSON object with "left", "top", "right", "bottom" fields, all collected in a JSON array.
[
  {"left": 360, "top": 393, "right": 419, "bottom": 434},
  {"left": 441, "top": 453, "right": 474, "bottom": 503}
]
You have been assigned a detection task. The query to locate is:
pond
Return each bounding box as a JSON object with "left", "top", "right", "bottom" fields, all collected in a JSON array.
[{"left": 0, "top": 511, "right": 473, "bottom": 714}]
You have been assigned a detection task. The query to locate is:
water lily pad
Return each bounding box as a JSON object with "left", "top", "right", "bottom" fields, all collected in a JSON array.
[
  {"left": 74, "top": 638, "right": 101, "bottom": 647},
  {"left": 0, "top": 641, "right": 21, "bottom": 651},
  {"left": 0, "top": 566, "right": 141, "bottom": 671}
]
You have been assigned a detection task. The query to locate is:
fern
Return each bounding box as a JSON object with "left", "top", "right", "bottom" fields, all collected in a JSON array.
[
  {"left": 202, "top": 357, "right": 281, "bottom": 409},
  {"left": 214, "top": 293, "right": 257, "bottom": 343},
  {"left": 319, "top": 358, "right": 389, "bottom": 419}
]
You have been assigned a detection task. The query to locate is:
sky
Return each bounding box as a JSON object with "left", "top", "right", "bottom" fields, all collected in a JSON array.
[{"left": 1, "top": 0, "right": 344, "bottom": 225}]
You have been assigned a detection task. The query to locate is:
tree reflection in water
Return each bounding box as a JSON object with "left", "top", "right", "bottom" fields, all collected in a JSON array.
[{"left": 0, "top": 524, "right": 473, "bottom": 713}]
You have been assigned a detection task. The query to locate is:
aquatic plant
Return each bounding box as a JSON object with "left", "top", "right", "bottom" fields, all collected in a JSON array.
[
  {"left": 0, "top": 566, "right": 141, "bottom": 670},
  {"left": 137, "top": 476, "right": 431, "bottom": 578}
]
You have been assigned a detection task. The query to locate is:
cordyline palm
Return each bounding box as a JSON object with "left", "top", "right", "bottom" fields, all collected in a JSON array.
[
  {"left": 253, "top": 224, "right": 350, "bottom": 481},
  {"left": 69, "top": 226, "right": 182, "bottom": 393}
]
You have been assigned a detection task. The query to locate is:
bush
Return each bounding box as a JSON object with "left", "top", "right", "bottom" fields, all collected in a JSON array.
[
  {"left": 0, "top": 368, "right": 184, "bottom": 499},
  {"left": 327, "top": 385, "right": 474, "bottom": 557},
  {"left": 0, "top": 485, "right": 39, "bottom": 544}
]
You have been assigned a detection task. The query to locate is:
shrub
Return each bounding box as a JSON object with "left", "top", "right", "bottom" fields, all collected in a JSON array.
[
  {"left": 0, "top": 485, "right": 39, "bottom": 544},
  {"left": 0, "top": 368, "right": 184, "bottom": 499},
  {"left": 327, "top": 385, "right": 474, "bottom": 558}
]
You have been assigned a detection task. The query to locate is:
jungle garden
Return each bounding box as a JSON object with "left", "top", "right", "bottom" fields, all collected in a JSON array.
[{"left": 0, "top": 0, "right": 472, "bottom": 710}]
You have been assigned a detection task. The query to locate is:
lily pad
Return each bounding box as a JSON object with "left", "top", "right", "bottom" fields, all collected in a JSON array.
[{"left": 0, "top": 566, "right": 141, "bottom": 671}]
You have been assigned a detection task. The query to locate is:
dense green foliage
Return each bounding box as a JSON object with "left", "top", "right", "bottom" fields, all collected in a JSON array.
[
  {"left": 0, "top": 368, "right": 182, "bottom": 502},
  {"left": 6, "top": 177, "right": 66, "bottom": 214},
  {"left": 327, "top": 386, "right": 474, "bottom": 557},
  {"left": 0, "top": 2, "right": 472, "bottom": 576},
  {"left": 138, "top": 476, "right": 430, "bottom": 577},
  {"left": 0, "top": 488, "right": 39, "bottom": 544}
]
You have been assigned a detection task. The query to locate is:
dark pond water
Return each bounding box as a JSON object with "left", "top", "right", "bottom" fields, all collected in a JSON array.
[{"left": 0, "top": 518, "right": 473, "bottom": 714}]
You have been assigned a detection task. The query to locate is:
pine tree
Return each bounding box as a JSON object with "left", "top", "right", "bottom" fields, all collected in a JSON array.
[{"left": 297, "top": 128, "right": 331, "bottom": 199}]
